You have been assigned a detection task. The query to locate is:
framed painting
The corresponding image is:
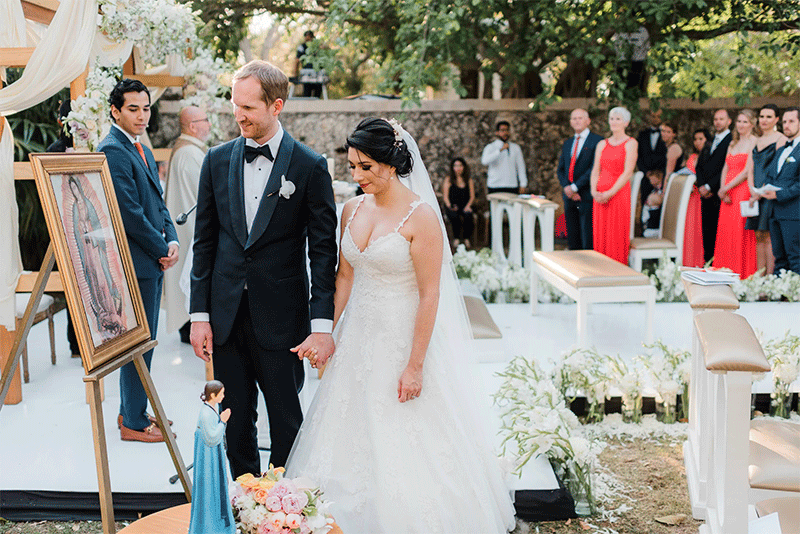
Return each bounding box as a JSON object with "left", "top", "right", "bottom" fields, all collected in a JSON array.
[{"left": 30, "top": 153, "right": 151, "bottom": 373}]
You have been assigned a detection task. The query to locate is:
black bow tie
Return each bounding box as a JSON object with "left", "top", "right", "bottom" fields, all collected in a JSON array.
[
  {"left": 244, "top": 144, "right": 274, "bottom": 163},
  {"left": 785, "top": 140, "right": 795, "bottom": 151}
]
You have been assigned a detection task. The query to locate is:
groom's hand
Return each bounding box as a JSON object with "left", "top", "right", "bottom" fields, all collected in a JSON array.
[
  {"left": 190, "top": 321, "right": 213, "bottom": 362},
  {"left": 291, "top": 333, "right": 334, "bottom": 368}
]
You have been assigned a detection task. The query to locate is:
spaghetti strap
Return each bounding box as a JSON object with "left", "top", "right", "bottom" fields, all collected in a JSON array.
[
  {"left": 394, "top": 199, "right": 424, "bottom": 232},
  {"left": 345, "top": 195, "right": 366, "bottom": 230}
]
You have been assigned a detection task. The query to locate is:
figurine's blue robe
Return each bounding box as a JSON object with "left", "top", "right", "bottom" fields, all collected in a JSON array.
[{"left": 187, "top": 403, "right": 235, "bottom": 534}]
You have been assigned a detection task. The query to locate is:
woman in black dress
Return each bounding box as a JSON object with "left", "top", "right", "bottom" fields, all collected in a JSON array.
[{"left": 442, "top": 157, "right": 476, "bottom": 248}]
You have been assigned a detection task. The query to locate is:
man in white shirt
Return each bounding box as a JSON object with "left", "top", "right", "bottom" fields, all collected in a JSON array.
[
  {"left": 481, "top": 121, "right": 527, "bottom": 195},
  {"left": 162, "top": 106, "right": 210, "bottom": 343}
]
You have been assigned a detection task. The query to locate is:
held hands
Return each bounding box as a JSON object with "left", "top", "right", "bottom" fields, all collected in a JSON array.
[
  {"left": 397, "top": 364, "right": 423, "bottom": 403},
  {"left": 220, "top": 408, "right": 231, "bottom": 423},
  {"left": 159, "top": 244, "right": 180, "bottom": 271},
  {"left": 291, "top": 333, "right": 335, "bottom": 369},
  {"left": 594, "top": 191, "right": 611, "bottom": 204},
  {"left": 190, "top": 321, "right": 213, "bottom": 362}
]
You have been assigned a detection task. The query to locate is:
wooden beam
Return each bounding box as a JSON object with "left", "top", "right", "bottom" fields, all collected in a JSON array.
[
  {"left": 0, "top": 48, "right": 35, "bottom": 68},
  {"left": 16, "top": 271, "right": 64, "bottom": 293},
  {"left": 128, "top": 74, "right": 185, "bottom": 88},
  {"left": 14, "top": 162, "right": 35, "bottom": 180},
  {"left": 71, "top": 65, "right": 89, "bottom": 100},
  {"left": 21, "top": 0, "right": 59, "bottom": 25},
  {"left": 152, "top": 148, "right": 171, "bottom": 163}
]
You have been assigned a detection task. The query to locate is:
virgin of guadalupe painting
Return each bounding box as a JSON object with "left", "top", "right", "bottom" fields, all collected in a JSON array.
[{"left": 56, "top": 172, "right": 136, "bottom": 346}]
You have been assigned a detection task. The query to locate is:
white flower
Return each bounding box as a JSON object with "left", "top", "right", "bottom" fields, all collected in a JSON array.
[{"left": 279, "top": 176, "right": 295, "bottom": 199}]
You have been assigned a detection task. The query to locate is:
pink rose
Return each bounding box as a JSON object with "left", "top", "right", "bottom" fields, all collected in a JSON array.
[
  {"left": 268, "top": 479, "right": 297, "bottom": 501},
  {"left": 265, "top": 495, "right": 283, "bottom": 512},
  {"left": 285, "top": 513, "right": 302, "bottom": 529},
  {"left": 268, "top": 511, "right": 286, "bottom": 530},
  {"left": 281, "top": 492, "right": 309, "bottom": 514}
]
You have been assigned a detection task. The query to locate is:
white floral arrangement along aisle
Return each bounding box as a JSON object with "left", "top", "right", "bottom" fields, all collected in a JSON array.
[{"left": 66, "top": 0, "right": 234, "bottom": 151}]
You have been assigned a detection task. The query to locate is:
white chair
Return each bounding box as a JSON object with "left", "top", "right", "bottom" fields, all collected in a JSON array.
[
  {"left": 629, "top": 171, "right": 644, "bottom": 242},
  {"left": 15, "top": 293, "right": 57, "bottom": 383},
  {"left": 628, "top": 173, "right": 695, "bottom": 272}
]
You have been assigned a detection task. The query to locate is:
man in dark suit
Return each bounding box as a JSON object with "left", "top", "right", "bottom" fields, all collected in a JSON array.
[
  {"left": 98, "top": 79, "right": 179, "bottom": 443},
  {"left": 636, "top": 110, "right": 667, "bottom": 212},
  {"left": 762, "top": 107, "right": 800, "bottom": 273},
  {"left": 695, "top": 109, "right": 732, "bottom": 263},
  {"left": 190, "top": 60, "right": 337, "bottom": 477},
  {"left": 556, "top": 108, "right": 603, "bottom": 249}
]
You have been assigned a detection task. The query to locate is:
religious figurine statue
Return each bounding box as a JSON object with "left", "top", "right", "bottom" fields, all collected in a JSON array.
[{"left": 187, "top": 380, "right": 235, "bottom": 534}]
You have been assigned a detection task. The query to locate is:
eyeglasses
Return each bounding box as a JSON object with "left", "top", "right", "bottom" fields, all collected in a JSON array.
[{"left": 191, "top": 118, "right": 210, "bottom": 123}]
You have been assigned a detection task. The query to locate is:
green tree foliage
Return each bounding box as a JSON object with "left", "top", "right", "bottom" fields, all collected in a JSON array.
[{"left": 187, "top": 0, "right": 800, "bottom": 104}]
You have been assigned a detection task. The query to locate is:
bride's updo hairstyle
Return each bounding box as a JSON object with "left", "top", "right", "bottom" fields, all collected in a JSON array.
[{"left": 345, "top": 118, "right": 414, "bottom": 177}]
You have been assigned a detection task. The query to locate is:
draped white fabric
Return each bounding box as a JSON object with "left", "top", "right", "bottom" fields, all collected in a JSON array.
[{"left": 0, "top": 118, "right": 22, "bottom": 330}]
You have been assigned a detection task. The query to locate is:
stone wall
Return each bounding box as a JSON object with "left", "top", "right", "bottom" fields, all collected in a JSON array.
[{"left": 153, "top": 96, "right": 798, "bottom": 213}]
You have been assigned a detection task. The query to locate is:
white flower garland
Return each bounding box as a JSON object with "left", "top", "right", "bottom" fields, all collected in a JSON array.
[{"left": 64, "top": 66, "right": 119, "bottom": 151}]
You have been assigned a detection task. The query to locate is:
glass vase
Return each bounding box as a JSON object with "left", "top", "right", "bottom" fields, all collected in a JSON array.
[
  {"left": 565, "top": 464, "right": 594, "bottom": 516},
  {"left": 770, "top": 391, "right": 792, "bottom": 419},
  {"left": 656, "top": 391, "right": 677, "bottom": 424},
  {"left": 622, "top": 393, "right": 642, "bottom": 424},
  {"left": 585, "top": 399, "right": 604, "bottom": 424}
]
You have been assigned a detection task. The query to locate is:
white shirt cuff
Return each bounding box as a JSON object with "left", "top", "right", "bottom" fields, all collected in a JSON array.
[
  {"left": 311, "top": 318, "right": 333, "bottom": 334},
  {"left": 167, "top": 240, "right": 179, "bottom": 248},
  {"left": 701, "top": 184, "right": 710, "bottom": 191},
  {"left": 190, "top": 313, "right": 210, "bottom": 322},
  {"left": 570, "top": 184, "right": 578, "bottom": 192}
]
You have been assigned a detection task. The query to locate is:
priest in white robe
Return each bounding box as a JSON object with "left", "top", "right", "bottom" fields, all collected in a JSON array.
[{"left": 162, "top": 106, "right": 209, "bottom": 341}]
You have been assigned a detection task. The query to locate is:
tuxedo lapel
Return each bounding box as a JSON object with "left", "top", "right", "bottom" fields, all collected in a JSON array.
[
  {"left": 246, "top": 132, "right": 296, "bottom": 249},
  {"left": 228, "top": 138, "right": 248, "bottom": 248}
]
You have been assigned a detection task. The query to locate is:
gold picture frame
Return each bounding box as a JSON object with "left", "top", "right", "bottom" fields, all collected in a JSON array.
[{"left": 30, "top": 153, "right": 150, "bottom": 373}]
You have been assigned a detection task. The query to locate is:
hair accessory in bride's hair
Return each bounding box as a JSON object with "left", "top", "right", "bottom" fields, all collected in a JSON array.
[{"left": 386, "top": 118, "right": 404, "bottom": 148}]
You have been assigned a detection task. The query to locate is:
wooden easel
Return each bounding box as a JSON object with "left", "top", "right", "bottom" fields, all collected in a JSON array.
[{"left": 0, "top": 244, "right": 192, "bottom": 534}]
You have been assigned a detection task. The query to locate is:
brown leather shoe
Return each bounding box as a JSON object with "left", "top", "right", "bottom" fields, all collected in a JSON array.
[
  {"left": 120, "top": 422, "right": 169, "bottom": 443},
  {"left": 117, "top": 414, "right": 173, "bottom": 429}
]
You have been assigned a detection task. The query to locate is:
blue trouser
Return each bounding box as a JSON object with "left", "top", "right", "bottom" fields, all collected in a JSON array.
[
  {"left": 769, "top": 216, "right": 800, "bottom": 274},
  {"left": 119, "top": 275, "right": 162, "bottom": 430}
]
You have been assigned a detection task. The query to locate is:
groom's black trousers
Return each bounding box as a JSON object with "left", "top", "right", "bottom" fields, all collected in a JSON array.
[{"left": 213, "top": 291, "right": 305, "bottom": 478}]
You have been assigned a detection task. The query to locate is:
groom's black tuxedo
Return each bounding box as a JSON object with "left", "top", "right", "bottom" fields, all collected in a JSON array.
[{"left": 191, "top": 131, "right": 337, "bottom": 475}]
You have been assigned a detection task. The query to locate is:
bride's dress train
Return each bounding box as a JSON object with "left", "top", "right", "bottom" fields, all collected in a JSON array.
[{"left": 287, "top": 198, "right": 515, "bottom": 533}]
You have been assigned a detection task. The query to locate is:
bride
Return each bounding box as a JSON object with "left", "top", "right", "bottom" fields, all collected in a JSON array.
[{"left": 287, "top": 118, "right": 515, "bottom": 533}]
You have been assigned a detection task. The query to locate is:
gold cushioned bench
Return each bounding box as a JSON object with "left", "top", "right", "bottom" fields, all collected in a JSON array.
[{"left": 530, "top": 250, "right": 656, "bottom": 347}]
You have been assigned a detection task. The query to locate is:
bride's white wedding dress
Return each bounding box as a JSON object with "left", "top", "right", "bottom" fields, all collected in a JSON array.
[{"left": 287, "top": 196, "right": 515, "bottom": 534}]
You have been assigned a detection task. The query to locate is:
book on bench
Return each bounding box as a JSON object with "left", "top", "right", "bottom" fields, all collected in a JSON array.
[{"left": 681, "top": 270, "right": 739, "bottom": 286}]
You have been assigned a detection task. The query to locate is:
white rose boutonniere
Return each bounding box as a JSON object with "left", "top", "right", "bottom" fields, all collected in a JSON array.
[
  {"left": 787, "top": 156, "right": 796, "bottom": 163},
  {"left": 279, "top": 175, "right": 295, "bottom": 199}
]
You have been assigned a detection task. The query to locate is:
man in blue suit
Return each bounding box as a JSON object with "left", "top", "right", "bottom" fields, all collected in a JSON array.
[
  {"left": 556, "top": 109, "right": 603, "bottom": 250},
  {"left": 763, "top": 107, "right": 800, "bottom": 274},
  {"left": 98, "top": 79, "right": 179, "bottom": 442}
]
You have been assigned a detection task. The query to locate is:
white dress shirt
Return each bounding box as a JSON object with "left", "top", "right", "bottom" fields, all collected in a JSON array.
[
  {"left": 481, "top": 139, "right": 527, "bottom": 189},
  {"left": 776, "top": 139, "right": 796, "bottom": 174},
  {"left": 710, "top": 130, "right": 730, "bottom": 154}
]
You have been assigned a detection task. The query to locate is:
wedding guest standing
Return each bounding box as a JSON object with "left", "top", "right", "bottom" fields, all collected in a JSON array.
[
  {"left": 695, "top": 109, "right": 732, "bottom": 263},
  {"left": 746, "top": 104, "right": 785, "bottom": 275},
  {"left": 682, "top": 129, "right": 711, "bottom": 267},
  {"left": 481, "top": 120, "right": 527, "bottom": 194},
  {"left": 660, "top": 122, "right": 684, "bottom": 178},
  {"left": 442, "top": 157, "right": 475, "bottom": 248},
  {"left": 761, "top": 107, "right": 800, "bottom": 274},
  {"left": 557, "top": 108, "right": 603, "bottom": 250},
  {"left": 713, "top": 110, "right": 757, "bottom": 278},
  {"left": 99, "top": 79, "right": 179, "bottom": 443},
  {"left": 591, "top": 107, "right": 638, "bottom": 264},
  {"left": 636, "top": 110, "right": 667, "bottom": 212}
]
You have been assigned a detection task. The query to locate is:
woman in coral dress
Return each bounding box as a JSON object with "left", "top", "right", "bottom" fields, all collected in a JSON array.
[
  {"left": 591, "top": 106, "right": 638, "bottom": 264},
  {"left": 713, "top": 110, "right": 758, "bottom": 278},
  {"left": 682, "top": 129, "right": 711, "bottom": 267}
]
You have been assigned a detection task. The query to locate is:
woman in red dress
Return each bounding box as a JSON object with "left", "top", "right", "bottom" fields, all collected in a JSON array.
[
  {"left": 682, "top": 129, "right": 711, "bottom": 267},
  {"left": 712, "top": 110, "right": 758, "bottom": 278},
  {"left": 591, "top": 107, "right": 638, "bottom": 264}
]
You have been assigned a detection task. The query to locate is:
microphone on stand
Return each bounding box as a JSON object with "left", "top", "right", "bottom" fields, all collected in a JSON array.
[{"left": 176, "top": 204, "right": 197, "bottom": 225}]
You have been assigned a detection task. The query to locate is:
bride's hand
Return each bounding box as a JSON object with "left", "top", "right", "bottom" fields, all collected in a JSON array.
[{"left": 397, "top": 365, "right": 423, "bottom": 403}]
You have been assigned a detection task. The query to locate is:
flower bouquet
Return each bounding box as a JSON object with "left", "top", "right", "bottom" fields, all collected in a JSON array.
[{"left": 231, "top": 467, "right": 336, "bottom": 534}]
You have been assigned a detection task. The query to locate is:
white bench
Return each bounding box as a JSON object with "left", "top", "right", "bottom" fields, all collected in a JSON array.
[
  {"left": 488, "top": 192, "right": 522, "bottom": 265},
  {"left": 515, "top": 196, "right": 558, "bottom": 266},
  {"left": 681, "top": 278, "right": 740, "bottom": 520},
  {"left": 694, "top": 311, "right": 770, "bottom": 534},
  {"left": 530, "top": 250, "right": 655, "bottom": 347}
]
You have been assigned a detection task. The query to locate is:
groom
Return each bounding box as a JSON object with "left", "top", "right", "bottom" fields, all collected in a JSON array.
[{"left": 190, "top": 60, "right": 338, "bottom": 477}]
